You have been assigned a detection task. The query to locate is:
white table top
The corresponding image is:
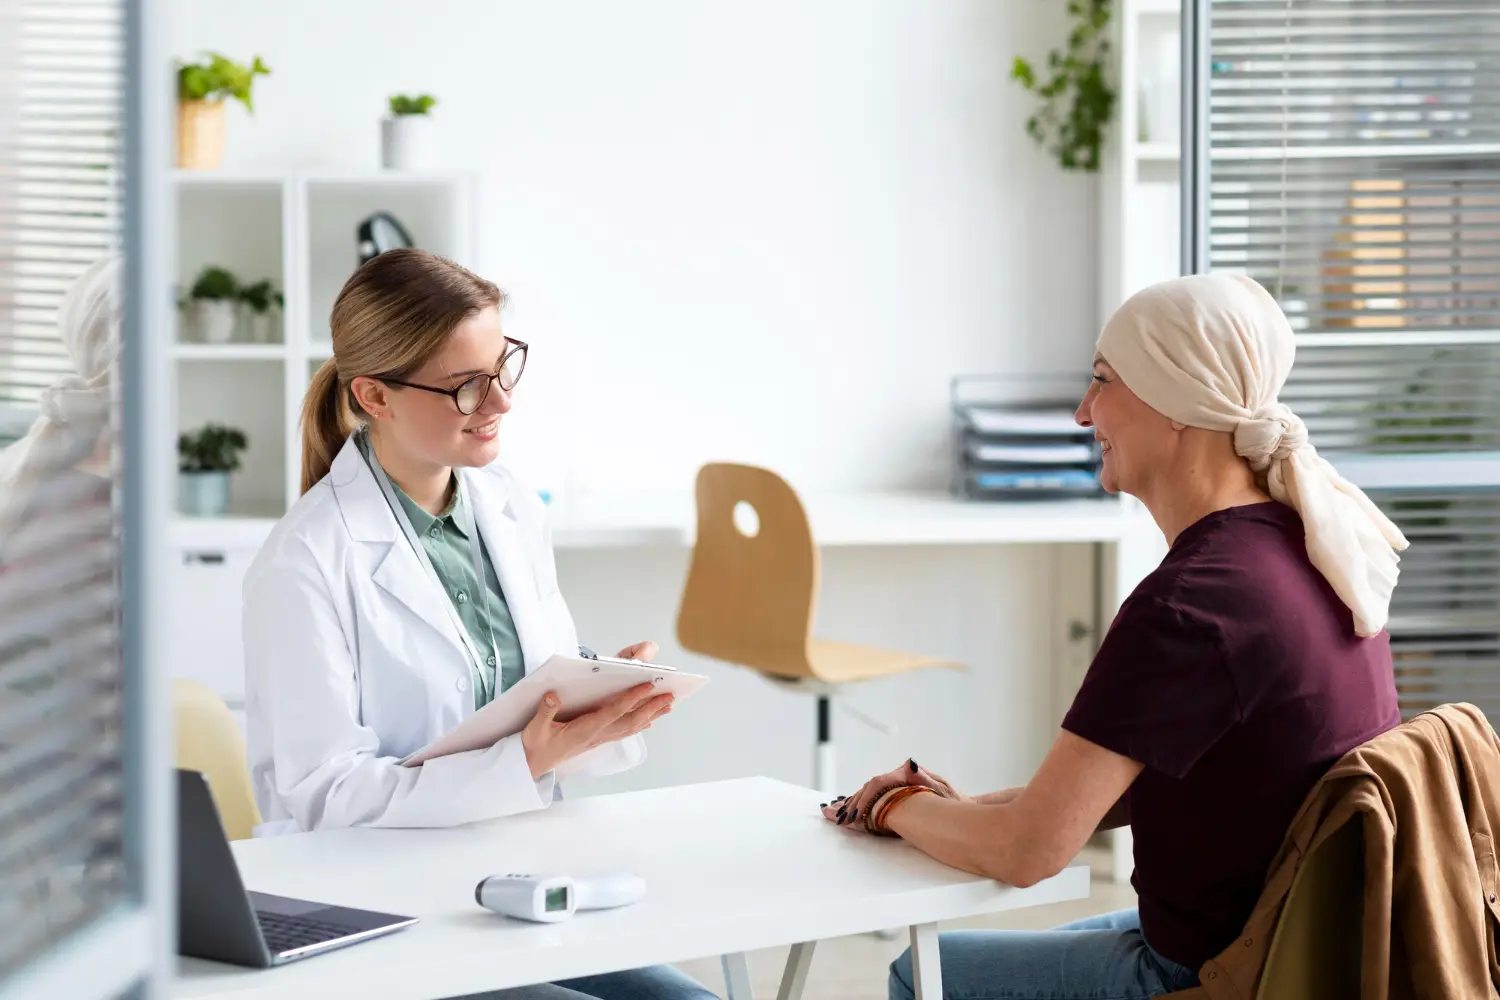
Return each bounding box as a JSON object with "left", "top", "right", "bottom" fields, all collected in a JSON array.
[{"left": 175, "top": 778, "right": 1089, "bottom": 1000}]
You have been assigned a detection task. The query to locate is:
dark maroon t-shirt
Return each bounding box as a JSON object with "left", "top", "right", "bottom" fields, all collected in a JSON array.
[{"left": 1062, "top": 501, "right": 1400, "bottom": 970}]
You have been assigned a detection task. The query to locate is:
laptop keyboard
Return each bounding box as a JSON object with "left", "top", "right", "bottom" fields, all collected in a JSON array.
[{"left": 256, "top": 911, "right": 363, "bottom": 955}]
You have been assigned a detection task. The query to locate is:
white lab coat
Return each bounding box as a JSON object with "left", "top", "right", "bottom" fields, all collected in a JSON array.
[{"left": 243, "top": 436, "right": 644, "bottom": 836}]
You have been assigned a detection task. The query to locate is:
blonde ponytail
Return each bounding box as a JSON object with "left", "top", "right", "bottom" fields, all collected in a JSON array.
[
  {"left": 294, "top": 249, "right": 504, "bottom": 493},
  {"left": 299, "top": 358, "right": 353, "bottom": 493}
]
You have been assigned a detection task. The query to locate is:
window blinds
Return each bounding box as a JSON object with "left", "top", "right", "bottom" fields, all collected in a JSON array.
[
  {"left": 0, "top": 0, "right": 128, "bottom": 980},
  {"left": 0, "top": 0, "right": 123, "bottom": 406},
  {"left": 1201, "top": 0, "right": 1500, "bottom": 719}
]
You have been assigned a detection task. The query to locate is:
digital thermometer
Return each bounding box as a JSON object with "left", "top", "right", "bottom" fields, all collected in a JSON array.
[{"left": 475, "top": 873, "right": 646, "bottom": 923}]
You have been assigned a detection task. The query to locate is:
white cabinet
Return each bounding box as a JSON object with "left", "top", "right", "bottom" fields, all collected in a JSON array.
[{"left": 166, "top": 542, "right": 259, "bottom": 707}]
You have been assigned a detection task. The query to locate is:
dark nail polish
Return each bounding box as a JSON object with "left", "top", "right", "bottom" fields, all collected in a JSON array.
[
  {"left": 909, "top": 759, "right": 919, "bottom": 773},
  {"left": 851, "top": 809, "right": 859, "bottom": 821},
  {"left": 820, "top": 803, "right": 828, "bottom": 808},
  {"left": 836, "top": 807, "right": 847, "bottom": 822}
]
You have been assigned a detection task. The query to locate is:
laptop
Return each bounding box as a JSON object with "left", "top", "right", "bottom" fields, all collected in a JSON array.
[{"left": 177, "top": 768, "right": 418, "bottom": 968}]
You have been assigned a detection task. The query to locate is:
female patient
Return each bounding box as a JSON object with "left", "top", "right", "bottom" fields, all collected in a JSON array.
[
  {"left": 831, "top": 274, "right": 1407, "bottom": 999},
  {"left": 245, "top": 250, "right": 712, "bottom": 1000}
]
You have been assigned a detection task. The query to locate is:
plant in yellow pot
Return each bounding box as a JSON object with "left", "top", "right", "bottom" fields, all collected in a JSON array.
[{"left": 176, "top": 52, "right": 271, "bottom": 170}]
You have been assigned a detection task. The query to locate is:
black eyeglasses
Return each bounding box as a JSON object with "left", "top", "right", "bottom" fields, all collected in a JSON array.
[{"left": 381, "top": 338, "right": 528, "bottom": 416}]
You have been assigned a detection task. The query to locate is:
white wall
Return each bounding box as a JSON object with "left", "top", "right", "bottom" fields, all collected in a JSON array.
[{"left": 167, "top": 0, "right": 1105, "bottom": 795}]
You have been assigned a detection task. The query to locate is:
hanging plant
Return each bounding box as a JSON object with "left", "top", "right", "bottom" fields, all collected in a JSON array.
[{"left": 1011, "top": 0, "right": 1116, "bottom": 172}]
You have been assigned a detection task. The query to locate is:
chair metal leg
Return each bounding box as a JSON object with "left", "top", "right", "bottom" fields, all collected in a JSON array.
[{"left": 815, "top": 694, "right": 835, "bottom": 795}]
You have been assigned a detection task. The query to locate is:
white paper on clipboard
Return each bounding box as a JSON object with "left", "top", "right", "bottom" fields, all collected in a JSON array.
[{"left": 400, "top": 653, "right": 709, "bottom": 767}]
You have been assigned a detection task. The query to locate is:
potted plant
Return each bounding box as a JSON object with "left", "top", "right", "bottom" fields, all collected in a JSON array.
[
  {"left": 176, "top": 52, "right": 271, "bottom": 170},
  {"left": 382, "top": 93, "right": 438, "bottom": 170},
  {"left": 186, "top": 265, "right": 240, "bottom": 343},
  {"left": 239, "top": 279, "right": 283, "bottom": 343},
  {"left": 178, "top": 423, "right": 249, "bottom": 517},
  {"left": 1011, "top": 0, "right": 1115, "bottom": 172}
]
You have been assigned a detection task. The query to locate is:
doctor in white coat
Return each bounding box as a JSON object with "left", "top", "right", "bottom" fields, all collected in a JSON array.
[{"left": 245, "top": 250, "right": 713, "bottom": 1000}]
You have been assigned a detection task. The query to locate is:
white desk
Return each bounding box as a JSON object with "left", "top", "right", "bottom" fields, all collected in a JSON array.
[{"left": 175, "top": 778, "right": 1089, "bottom": 1000}]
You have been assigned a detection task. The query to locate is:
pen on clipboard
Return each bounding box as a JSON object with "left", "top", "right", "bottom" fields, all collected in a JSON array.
[{"left": 577, "top": 645, "right": 676, "bottom": 671}]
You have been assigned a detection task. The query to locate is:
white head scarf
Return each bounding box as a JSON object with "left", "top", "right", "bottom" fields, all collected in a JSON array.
[
  {"left": 0, "top": 256, "right": 123, "bottom": 541},
  {"left": 1096, "top": 272, "right": 1409, "bottom": 637}
]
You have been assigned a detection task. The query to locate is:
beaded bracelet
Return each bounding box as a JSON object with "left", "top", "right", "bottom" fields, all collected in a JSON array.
[{"left": 866, "top": 784, "right": 937, "bottom": 836}]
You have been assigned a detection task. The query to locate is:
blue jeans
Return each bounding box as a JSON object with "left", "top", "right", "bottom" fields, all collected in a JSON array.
[
  {"left": 889, "top": 909, "right": 1199, "bottom": 1000},
  {"left": 451, "top": 964, "right": 718, "bottom": 1000}
]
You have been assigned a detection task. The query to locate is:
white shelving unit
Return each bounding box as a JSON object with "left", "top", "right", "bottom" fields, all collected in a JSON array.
[
  {"left": 168, "top": 170, "right": 476, "bottom": 714},
  {"left": 171, "top": 170, "right": 477, "bottom": 532},
  {"left": 1099, "top": 0, "right": 1183, "bottom": 326},
  {"left": 1094, "top": 0, "right": 1184, "bottom": 884}
]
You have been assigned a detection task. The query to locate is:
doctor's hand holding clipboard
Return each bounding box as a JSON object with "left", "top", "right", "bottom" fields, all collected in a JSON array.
[
  {"left": 242, "top": 250, "right": 682, "bottom": 840},
  {"left": 519, "top": 641, "right": 675, "bottom": 779}
]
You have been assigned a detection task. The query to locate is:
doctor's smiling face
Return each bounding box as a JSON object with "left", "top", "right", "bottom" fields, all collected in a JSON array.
[
  {"left": 372, "top": 304, "right": 518, "bottom": 471},
  {"left": 319, "top": 250, "right": 519, "bottom": 502}
]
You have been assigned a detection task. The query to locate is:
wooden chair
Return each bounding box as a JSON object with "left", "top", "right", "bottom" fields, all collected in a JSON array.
[
  {"left": 676, "top": 462, "right": 955, "bottom": 795},
  {"left": 173, "top": 678, "right": 262, "bottom": 841}
]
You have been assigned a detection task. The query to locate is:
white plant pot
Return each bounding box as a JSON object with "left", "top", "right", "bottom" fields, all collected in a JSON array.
[
  {"left": 248, "top": 311, "right": 274, "bottom": 344},
  {"left": 381, "top": 115, "right": 436, "bottom": 171},
  {"left": 193, "top": 299, "right": 237, "bottom": 344},
  {"left": 178, "top": 470, "right": 231, "bottom": 517}
]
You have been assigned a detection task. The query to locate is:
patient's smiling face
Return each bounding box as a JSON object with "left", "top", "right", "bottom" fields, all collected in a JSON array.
[{"left": 1074, "top": 356, "right": 1177, "bottom": 496}]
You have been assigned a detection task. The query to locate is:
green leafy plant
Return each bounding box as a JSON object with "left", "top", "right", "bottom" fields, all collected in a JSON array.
[
  {"left": 1011, "top": 0, "right": 1115, "bottom": 172},
  {"left": 179, "top": 423, "right": 249, "bottom": 474},
  {"left": 177, "top": 53, "right": 271, "bottom": 113},
  {"left": 388, "top": 93, "right": 438, "bottom": 116},
  {"left": 238, "top": 279, "right": 283, "bottom": 314},
  {"left": 189, "top": 265, "right": 238, "bottom": 301}
]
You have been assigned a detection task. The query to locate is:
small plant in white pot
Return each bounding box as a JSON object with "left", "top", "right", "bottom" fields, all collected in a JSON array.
[
  {"left": 186, "top": 266, "right": 239, "bottom": 343},
  {"left": 176, "top": 52, "right": 270, "bottom": 170},
  {"left": 239, "top": 279, "right": 283, "bottom": 343},
  {"left": 382, "top": 93, "right": 438, "bottom": 170},
  {"left": 178, "top": 423, "right": 248, "bottom": 517}
]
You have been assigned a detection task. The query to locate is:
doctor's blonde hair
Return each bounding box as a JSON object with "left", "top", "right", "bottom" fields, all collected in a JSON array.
[{"left": 300, "top": 249, "right": 505, "bottom": 493}]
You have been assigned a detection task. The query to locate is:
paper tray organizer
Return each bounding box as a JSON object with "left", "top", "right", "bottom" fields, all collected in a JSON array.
[{"left": 951, "top": 375, "right": 1106, "bottom": 501}]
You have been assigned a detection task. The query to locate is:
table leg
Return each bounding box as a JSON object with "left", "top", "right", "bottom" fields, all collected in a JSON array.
[
  {"left": 722, "top": 951, "right": 754, "bottom": 1000},
  {"left": 909, "top": 923, "right": 943, "bottom": 1000},
  {"left": 1111, "top": 825, "right": 1134, "bottom": 883},
  {"left": 776, "top": 941, "right": 817, "bottom": 1000}
]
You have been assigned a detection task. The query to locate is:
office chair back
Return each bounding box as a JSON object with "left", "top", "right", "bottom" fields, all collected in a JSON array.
[
  {"left": 1253, "top": 817, "right": 1363, "bottom": 999},
  {"left": 676, "top": 462, "right": 819, "bottom": 679},
  {"left": 1166, "top": 817, "right": 1364, "bottom": 999},
  {"left": 172, "top": 678, "right": 262, "bottom": 841}
]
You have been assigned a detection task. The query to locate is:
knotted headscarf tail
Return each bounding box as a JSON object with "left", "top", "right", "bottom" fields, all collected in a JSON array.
[
  {"left": 1096, "top": 273, "right": 1408, "bottom": 637},
  {"left": 0, "top": 256, "right": 122, "bottom": 542}
]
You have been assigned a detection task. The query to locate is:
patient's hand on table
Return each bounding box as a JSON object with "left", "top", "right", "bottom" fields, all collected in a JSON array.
[{"left": 821, "top": 759, "right": 967, "bottom": 830}]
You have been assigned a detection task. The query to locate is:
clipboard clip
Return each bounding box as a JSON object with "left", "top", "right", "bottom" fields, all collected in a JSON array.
[{"left": 577, "top": 645, "right": 676, "bottom": 671}]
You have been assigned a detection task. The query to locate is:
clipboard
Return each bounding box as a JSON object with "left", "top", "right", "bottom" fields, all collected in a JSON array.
[{"left": 401, "top": 652, "right": 709, "bottom": 767}]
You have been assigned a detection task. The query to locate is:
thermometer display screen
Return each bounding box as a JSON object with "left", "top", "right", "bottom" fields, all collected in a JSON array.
[{"left": 545, "top": 887, "right": 569, "bottom": 912}]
